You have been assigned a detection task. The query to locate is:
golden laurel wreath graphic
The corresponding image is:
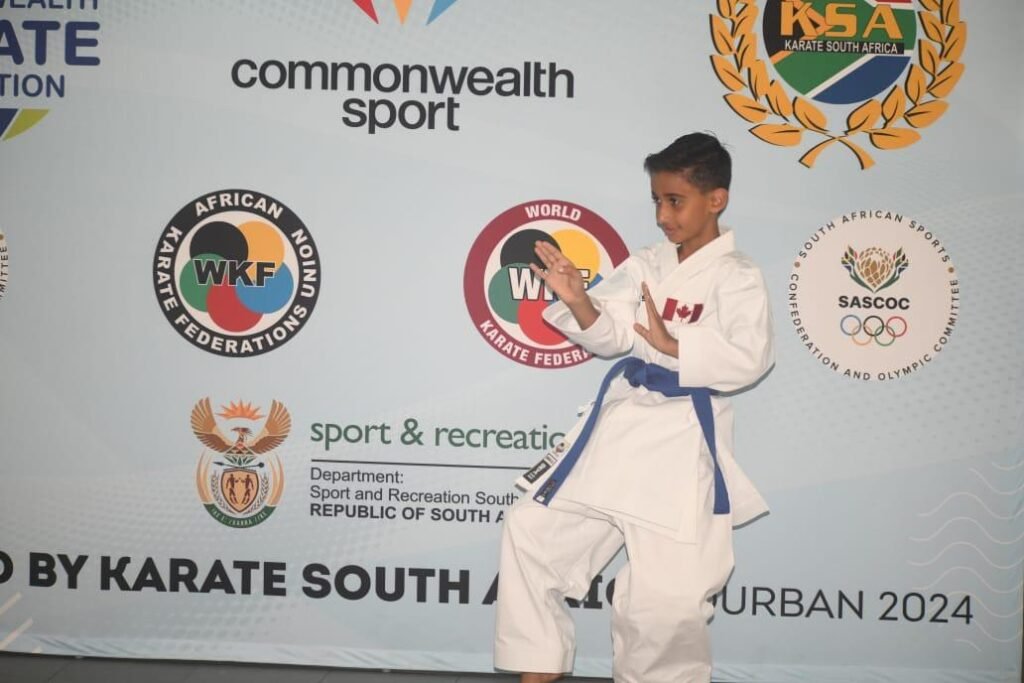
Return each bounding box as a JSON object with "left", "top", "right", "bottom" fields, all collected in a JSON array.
[{"left": 710, "top": 0, "right": 966, "bottom": 169}]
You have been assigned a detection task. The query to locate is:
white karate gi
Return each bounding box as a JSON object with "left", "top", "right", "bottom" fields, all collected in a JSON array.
[{"left": 494, "top": 229, "right": 774, "bottom": 683}]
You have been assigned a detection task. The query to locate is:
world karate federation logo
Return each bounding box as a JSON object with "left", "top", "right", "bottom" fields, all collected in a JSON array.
[
  {"left": 153, "top": 190, "right": 321, "bottom": 357},
  {"left": 710, "top": 0, "right": 966, "bottom": 168},
  {"left": 352, "top": 0, "right": 459, "bottom": 25},
  {"left": 789, "top": 210, "right": 958, "bottom": 380},
  {"left": 192, "top": 398, "right": 291, "bottom": 528},
  {"left": 464, "top": 200, "right": 629, "bottom": 369}
]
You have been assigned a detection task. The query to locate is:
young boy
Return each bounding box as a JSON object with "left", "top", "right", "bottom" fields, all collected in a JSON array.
[{"left": 494, "top": 133, "right": 774, "bottom": 683}]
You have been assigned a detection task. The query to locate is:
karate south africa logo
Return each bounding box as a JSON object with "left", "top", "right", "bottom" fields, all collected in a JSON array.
[
  {"left": 464, "top": 200, "right": 629, "bottom": 369},
  {"left": 351, "top": 0, "right": 458, "bottom": 24},
  {"left": 710, "top": 0, "right": 966, "bottom": 169},
  {"left": 192, "top": 398, "right": 291, "bottom": 528},
  {"left": 153, "top": 190, "right": 321, "bottom": 357}
]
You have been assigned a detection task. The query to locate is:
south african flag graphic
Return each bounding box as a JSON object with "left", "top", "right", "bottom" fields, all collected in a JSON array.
[{"left": 763, "top": 0, "right": 918, "bottom": 105}]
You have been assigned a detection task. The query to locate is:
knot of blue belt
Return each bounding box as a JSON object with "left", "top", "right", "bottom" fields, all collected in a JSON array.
[{"left": 533, "top": 356, "right": 730, "bottom": 515}]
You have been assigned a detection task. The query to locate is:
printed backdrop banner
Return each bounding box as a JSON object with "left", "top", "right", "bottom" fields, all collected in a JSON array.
[{"left": 0, "top": 2, "right": 1021, "bottom": 682}]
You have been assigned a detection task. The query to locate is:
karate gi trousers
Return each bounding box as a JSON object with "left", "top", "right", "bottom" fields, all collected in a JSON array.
[{"left": 494, "top": 474, "right": 733, "bottom": 683}]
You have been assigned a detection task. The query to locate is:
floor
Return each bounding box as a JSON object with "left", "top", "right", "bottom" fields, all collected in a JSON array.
[{"left": 0, "top": 652, "right": 612, "bottom": 683}]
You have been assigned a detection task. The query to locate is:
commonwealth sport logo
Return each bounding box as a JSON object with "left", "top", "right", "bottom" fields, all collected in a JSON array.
[{"left": 351, "top": 0, "right": 459, "bottom": 25}]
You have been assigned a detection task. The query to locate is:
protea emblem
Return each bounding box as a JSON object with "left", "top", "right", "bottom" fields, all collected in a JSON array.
[
  {"left": 191, "top": 398, "right": 291, "bottom": 528},
  {"left": 841, "top": 246, "right": 909, "bottom": 292}
]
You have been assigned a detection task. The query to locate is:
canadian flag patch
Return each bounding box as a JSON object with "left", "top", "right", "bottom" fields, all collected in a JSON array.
[{"left": 661, "top": 299, "right": 704, "bottom": 323}]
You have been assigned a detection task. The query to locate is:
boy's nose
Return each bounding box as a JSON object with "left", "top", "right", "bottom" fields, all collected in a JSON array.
[{"left": 656, "top": 206, "right": 670, "bottom": 227}]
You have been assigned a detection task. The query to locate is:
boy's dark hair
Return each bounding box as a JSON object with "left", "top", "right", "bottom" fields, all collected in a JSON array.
[{"left": 643, "top": 132, "right": 731, "bottom": 192}]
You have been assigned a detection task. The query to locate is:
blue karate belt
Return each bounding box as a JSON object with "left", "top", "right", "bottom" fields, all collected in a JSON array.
[{"left": 533, "top": 357, "right": 730, "bottom": 515}]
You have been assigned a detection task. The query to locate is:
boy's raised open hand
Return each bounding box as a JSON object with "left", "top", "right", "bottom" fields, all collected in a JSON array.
[
  {"left": 634, "top": 282, "right": 679, "bottom": 357},
  {"left": 530, "top": 241, "right": 588, "bottom": 306}
]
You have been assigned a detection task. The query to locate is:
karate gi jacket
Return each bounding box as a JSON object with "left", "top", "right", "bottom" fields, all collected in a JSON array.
[{"left": 539, "top": 229, "right": 774, "bottom": 543}]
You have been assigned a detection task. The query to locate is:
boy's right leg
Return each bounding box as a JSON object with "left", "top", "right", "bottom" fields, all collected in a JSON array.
[
  {"left": 494, "top": 496, "right": 623, "bottom": 677},
  {"left": 520, "top": 674, "right": 562, "bottom": 683}
]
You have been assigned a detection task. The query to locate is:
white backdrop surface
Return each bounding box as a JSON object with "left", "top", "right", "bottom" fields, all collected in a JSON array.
[{"left": 0, "top": 2, "right": 1021, "bottom": 681}]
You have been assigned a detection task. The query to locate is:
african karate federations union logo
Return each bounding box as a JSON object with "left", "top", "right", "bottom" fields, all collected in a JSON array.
[
  {"left": 710, "top": 0, "right": 966, "bottom": 168},
  {"left": 153, "top": 190, "right": 320, "bottom": 357},
  {"left": 192, "top": 398, "right": 291, "bottom": 528},
  {"left": 464, "top": 200, "right": 629, "bottom": 369},
  {"left": 351, "top": 0, "right": 458, "bottom": 25},
  {"left": 789, "top": 210, "right": 958, "bottom": 380}
]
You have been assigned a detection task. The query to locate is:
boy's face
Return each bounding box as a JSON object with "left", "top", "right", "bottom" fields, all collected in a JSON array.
[{"left": 649, "top": 171, "right": 727, "bottom": 247}]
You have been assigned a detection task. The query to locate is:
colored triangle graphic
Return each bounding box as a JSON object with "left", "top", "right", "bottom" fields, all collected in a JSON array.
[
  {"left": 352, "top": 0, "right": 379, "bottom": 23},
  {"left": 427, "top": 0, "right": 458, "bottom": 24},
  {"left": 2, "top": 109, "right": 48, "bottom": 141},
  {"left": 0, "top": 109, "right": 16, "bottom": 139},
  {"left": 393, "top": 0, "right": 412, "bottom": 24}
]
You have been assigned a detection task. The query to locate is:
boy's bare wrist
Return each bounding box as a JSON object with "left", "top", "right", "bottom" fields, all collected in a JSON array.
[
  {"left": 558, "top": 289, "right": 585, "bottom": 305},
  {"left": 563, "top": 294, "right": 594, "bottom": 313}
]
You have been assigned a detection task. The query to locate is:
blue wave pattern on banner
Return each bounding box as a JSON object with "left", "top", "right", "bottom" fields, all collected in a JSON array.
[{"left": 910, "top": 455, "right": 1024, "bottom": 655}]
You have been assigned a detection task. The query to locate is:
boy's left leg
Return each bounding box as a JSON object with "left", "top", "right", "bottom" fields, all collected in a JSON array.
[{"left": 609, "top": 512, "right": 734, "bottom": 683}]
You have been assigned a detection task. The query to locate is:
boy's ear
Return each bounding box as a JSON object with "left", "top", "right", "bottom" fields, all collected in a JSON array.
[{"left": 709, "top": 188, "right": 729, "bottom": 214}]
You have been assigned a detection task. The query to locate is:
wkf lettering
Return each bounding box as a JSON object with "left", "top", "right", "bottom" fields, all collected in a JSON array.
[{"left": 661, "top": 299, "right": 704, "bottom": 323}]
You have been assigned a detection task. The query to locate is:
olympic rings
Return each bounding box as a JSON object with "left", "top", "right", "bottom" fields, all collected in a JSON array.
[{"left": 840, "top": 314, "right": 908, "bottom": 347}]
